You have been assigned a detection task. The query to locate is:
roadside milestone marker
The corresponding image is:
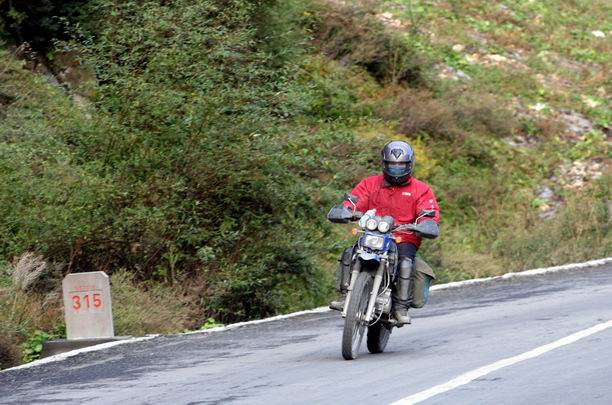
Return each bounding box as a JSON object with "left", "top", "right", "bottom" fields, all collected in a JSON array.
[{"left": 62, "top": 272, "right": 114, "bottom": 340}]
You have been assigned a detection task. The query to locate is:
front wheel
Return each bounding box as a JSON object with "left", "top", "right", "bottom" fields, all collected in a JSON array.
[
  {"left": 342, "top": 272, "right": 372, "bottom": 360},
  {"left": 367, "top": 322, "right": 392, "bottom": 354}
]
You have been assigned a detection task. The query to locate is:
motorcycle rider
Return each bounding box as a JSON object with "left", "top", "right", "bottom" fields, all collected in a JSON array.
[{"left": 330, "top": 140, "right": 440, "bottom": 325}]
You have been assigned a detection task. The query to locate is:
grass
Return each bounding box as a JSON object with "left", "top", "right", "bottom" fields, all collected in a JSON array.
[
  {"left": 0, "top": 0, "right": 610, "bottom": 368},
  {"left": 110, "top": 270, "right": 197, "bottom": 336},
  {"left": 325, "top": 0, "right": 611, "bottom": 280}
]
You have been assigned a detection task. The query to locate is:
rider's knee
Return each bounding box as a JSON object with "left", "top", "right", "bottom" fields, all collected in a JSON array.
[{"left": 398, "top": 257, "right": 413, "bottom": 279}]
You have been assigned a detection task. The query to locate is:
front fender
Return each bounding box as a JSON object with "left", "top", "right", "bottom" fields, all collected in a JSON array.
[{"left": 358, "top": 252, "right": 380, "bottom": 262}]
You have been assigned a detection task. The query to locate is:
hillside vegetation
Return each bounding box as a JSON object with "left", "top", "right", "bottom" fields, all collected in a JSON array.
[{"left": 0, "top": 0, "right": 609, "bottom": 368}]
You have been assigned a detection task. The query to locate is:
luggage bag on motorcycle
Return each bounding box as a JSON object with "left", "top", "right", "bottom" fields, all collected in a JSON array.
[{"left": 411, "top": 256, "right": 435, "bottom": 308}]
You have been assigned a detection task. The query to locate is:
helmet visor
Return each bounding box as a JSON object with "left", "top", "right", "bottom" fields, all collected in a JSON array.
[{"left": 384, "top": 161, "right": 409, "bottom": 176}]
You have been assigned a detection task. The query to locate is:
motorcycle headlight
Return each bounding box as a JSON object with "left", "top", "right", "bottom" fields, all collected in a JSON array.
[
  {"left": 364, "top": 235, "right": 385, "bottom": 250},
  {"left": 377, "top": 216, "right": 393, "bottom": 233},
  {"left": 365, "top": 217, "right": 378, "bottom": 231},
  {"left": 378, "top": 218, "right": 391, "bottom": 233}
]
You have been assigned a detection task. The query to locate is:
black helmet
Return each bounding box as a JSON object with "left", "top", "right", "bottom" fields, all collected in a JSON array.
[{"left": 381, "top": 141, "right": 415, "bottom": 185}]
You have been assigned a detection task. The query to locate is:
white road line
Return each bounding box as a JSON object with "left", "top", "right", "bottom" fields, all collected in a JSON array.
[
  {"left": 1, "top": 335, "right": 159, "bottom": 373},
  {"left": 430, "top": 257, "right": 612, "bottom": 291},
  {"left": 180, "top": 306, "right": 332, "bottom": 335},
  {"left": 184, "top": 256, "right": 612, "bottom": 337},
  {"left": 3, "top": 256, "right": 610, "bottom": 372},
  {"left": 390, "top": 319, "right": 612, "bottom": 405}
]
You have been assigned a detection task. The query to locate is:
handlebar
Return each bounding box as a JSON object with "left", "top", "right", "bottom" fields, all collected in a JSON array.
[
  {"left": 393, "top": 223, "right": 416, "bottom": 232},
  {"left": 329, "top": 204, "right": 438, "bottom": 239}
]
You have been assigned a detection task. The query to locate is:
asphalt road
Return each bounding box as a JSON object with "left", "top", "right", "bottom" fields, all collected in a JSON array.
[{"left": 2, "top": 263, "right": 612, "bottom": 405}]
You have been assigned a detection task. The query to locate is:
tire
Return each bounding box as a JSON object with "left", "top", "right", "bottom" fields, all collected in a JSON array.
[
  {"left": 342, "top": 272, "right": 372, "bottom": 360},
  {"left": 367, "top": 322, "right": 392, "bottom": 354}
]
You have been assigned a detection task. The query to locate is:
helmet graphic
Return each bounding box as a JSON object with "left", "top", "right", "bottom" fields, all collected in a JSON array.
[{"left": 381, "top": 141, "right": 415, "bottom": 185}]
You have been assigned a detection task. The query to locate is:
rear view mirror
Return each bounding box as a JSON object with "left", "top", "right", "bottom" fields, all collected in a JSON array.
[{"left": 344, "top": 193, "right": 359, "bottom": 205}]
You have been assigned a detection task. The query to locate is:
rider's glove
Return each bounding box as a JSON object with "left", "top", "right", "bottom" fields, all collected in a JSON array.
[
  {"left": 409, "top": 220, "right": 439, "bottom": 239},
  {"left": 327, "top": 205, "right": 354, "bottom": 223}
]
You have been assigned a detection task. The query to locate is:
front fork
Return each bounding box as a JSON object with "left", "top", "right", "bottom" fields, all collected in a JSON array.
[
  {"left": 342, "top": 258, "right": 387, "bottom": 322},
  {"left": 341, "top": 260, "right": 361, "bottom": 318}
]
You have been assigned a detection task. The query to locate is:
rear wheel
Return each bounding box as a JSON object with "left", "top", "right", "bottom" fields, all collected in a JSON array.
[
  {"left": 342, "top": 272, "right": 372, "bottom": 360},
  {"left": 367, "top": 322, "right": 392, "bottom": 354}
]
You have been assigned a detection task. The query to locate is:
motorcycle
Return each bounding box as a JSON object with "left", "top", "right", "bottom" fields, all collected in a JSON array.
[{"left": 327, "top": 193, "right": 436, "bottom": 360}]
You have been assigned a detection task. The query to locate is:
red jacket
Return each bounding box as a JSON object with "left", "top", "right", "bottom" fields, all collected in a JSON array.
[{"left": 344, "top": 175, "right": 440, "bottom": 248}]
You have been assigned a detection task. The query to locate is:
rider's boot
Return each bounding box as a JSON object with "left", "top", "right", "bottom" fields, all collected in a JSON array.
[
  {"left": 329, "top": 293, "right": 346, "bottom": 311},
  {"left": 393, "top": 306, "right": 411, "bottom": 325},
  {"left": 392, "top": 258, "right": 414, "bottom": 325}
]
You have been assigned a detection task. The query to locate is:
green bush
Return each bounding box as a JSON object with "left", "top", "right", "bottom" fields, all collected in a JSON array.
[
  {"left": 312, "top": 0, "right": 426, "bottom": 85},
  {"left": 0, "top": 0, "right": 89, "bottom": 48},
  {"left": 0, "top": 0, "right": 610, "bottom": 356},
  {"left": 22, "top": 330, "right": 49, "bottom": 363},
  {"left": 1, "top": 0, "right": 363, "bottom": 326}
]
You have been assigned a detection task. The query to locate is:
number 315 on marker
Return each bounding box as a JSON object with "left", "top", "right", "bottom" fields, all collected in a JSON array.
[{"left": 72, "top": 293, "right": 103, "bottom": 311}]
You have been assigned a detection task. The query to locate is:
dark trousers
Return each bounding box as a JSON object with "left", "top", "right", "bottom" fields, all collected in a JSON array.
[
  {"left": 397, "top": 242, "right": 417, "bottom": 261},
  {"left": 391, "top": 242, "right": 417, "bottom": 275}
]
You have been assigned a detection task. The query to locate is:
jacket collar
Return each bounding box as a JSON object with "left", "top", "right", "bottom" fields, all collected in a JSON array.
[{"left": 383, "top": 177, "right": 411, "bottom": 188}]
